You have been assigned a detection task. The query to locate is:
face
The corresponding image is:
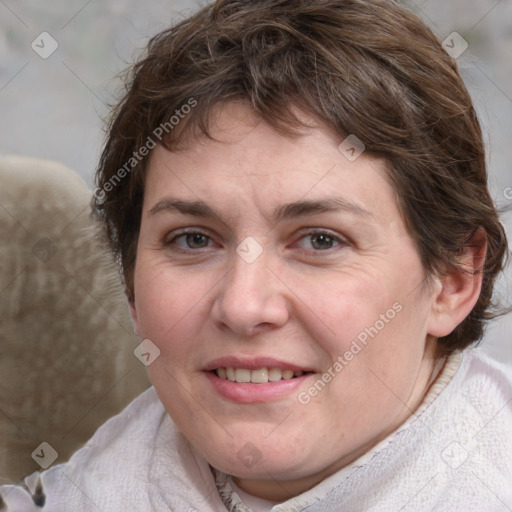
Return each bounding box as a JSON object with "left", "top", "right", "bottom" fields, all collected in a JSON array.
[{"left": 130, "top": 103, "right": 440, "bottom": 499}]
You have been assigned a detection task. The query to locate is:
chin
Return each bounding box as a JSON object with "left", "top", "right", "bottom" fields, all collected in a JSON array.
[{"left": 201, "top": 438, "right": 325, "bottom": 482}]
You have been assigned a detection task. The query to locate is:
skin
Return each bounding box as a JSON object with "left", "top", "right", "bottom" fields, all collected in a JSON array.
[{"left": 129, "top": 102, "right": 484, "bottom": 500}]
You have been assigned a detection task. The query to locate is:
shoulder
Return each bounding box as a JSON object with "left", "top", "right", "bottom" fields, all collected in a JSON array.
[
  {"left": 1, "top": 386, "right": 227, "bottom": 511},
  {"left": 0, "top": 386, "right": 225, "bottom": 511},
  {"left": 421, "top": 348, "right": 512, "bottom": 447},
  {"left": 1, "top": 387, "right": 175, "bottom": 511},
  {"left": 444, "top": 348, "right": 512, "bottom": 427},
  {"left": 460, "top": 347, "right": 512, "bottom": 392},
  {"left": 422, "top": 348, "right": 512, "bottom": 510},
  {"left": 62, "top": 385, "right": 166, "bottom": 470}
]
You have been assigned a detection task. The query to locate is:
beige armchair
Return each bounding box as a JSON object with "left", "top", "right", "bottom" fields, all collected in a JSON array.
[{"left": 0, "top": 155, "right": 149, "bottom": 484}]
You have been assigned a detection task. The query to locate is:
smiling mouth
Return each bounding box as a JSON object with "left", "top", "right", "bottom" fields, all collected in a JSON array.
[{"left": 214, "top": 367, "right": 311, "bottom": 384}]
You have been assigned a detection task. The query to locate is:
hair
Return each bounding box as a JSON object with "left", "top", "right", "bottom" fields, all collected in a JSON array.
[{"left": 93, "top": 0, "right": 509, "bottom": 355}]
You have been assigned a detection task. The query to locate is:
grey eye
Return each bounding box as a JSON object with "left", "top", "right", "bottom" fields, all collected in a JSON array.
[
  {"left": 298, "top": 232, "right": 340, "bottom": 251},
  {"left": 168, "top": 232, "right": 212, "bottom": 249},
  {"left": 184, "top": 233, "right": 210, "bottom": 248}
]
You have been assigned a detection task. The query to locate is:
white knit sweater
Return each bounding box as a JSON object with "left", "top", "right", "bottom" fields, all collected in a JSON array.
[{"left": 1, "top": 348, "right": 511, "bottom": 511}]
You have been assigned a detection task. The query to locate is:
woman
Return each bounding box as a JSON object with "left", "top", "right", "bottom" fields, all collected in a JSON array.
[{"left": 2, "top": 0, "right": 511, "bottom": 510}]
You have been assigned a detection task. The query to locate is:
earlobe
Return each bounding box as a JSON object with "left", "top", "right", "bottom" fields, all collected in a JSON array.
[
  {"left": 427, "top": 228, "right": 487, "bottom": 338},
  {"left": 126, "top": 287, "right": 141, "bottom": 336}
]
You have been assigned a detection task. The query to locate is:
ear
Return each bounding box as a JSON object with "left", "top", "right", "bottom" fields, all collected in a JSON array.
[
  {"left": 427, "top": 228, "right": 487, "bottom": 338},
  {"left": 125, "top": 287, "right": 141, "bottom": 337}
]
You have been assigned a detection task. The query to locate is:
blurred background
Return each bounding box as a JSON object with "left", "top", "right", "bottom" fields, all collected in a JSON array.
[{"left": 0, "top": 0, "right": 511, "bottom": 364}]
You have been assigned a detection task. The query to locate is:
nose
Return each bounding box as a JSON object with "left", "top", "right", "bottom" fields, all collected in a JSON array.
[{"left": 211, "top": 247, "right": 290, "bottom": 337}]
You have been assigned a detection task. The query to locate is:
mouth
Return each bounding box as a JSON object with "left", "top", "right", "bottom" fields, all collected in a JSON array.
[
  {"left": 203, "top": 357, "right": 314, "bottom": 402},
  {"left": 213, "top": 367, "right": 311, "bottom": 384}
]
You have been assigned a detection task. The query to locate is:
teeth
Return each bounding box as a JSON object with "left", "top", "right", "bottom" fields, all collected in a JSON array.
[
  {"left": 268, "top": 368, "right": 282, "bottom": 382},
  {"left": 235, "top": 368, "right": 251, "bottom": 383},
  {"left": 282, "top": 370, "right": 294, "bottom": 380},
  {"left": 215, "top": 367, "right": 305, "bottom": 384},
  {"left": 251, "top": 368, "right": 268, "bottom": 383}
]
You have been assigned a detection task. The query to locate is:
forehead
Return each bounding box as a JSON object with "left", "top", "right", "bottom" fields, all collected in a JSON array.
[{"left": 143, "top": 102, "right": 403, "bottom": 230}]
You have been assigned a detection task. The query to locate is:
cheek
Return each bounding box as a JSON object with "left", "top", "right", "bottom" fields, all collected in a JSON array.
[
  {"left": 288, "top": 266, "right": 402, "bottom": 357},
  {"left": 294, "top": 268, "right": 429, "bottom": 403},
  {"left": 329, "top": 299, "right": 430, "bottom": 420},
  {"left": 134, "top": 260, "right": 212, "bottom": 339}
]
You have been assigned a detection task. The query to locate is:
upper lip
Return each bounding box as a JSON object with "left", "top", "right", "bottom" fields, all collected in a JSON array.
[{"left": 203, "top": 356, "right": 314, "bottom": 372}]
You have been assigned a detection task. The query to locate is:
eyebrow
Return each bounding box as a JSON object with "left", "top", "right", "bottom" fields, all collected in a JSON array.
[
  {"left": 148, "top": 197, "right": 374, "bottom": 222},
  {"left": 274, "top": 197, "right": 374, "bottom": 222}
]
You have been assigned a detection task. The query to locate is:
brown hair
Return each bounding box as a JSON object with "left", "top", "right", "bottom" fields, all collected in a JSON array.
[{"left": 93, "top": 0, "right": 509, "bottom": 355}]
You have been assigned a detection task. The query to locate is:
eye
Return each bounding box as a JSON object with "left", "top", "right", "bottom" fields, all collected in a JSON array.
[
  {"left": 167, "top": 231, "right": 213, "bottom": 250},
  {"left": 295, "top": 231, "right": 345, "bottom": 251}
]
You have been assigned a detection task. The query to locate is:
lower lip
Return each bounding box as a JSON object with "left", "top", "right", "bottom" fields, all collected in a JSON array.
[{"left": 204, "top": 371, "right": 311, "bottom": 403}]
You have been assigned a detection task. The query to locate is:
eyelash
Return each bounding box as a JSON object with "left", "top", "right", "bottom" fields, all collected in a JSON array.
[{"left": 164, "top": 228, "right": 348, "bottom": 253}]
